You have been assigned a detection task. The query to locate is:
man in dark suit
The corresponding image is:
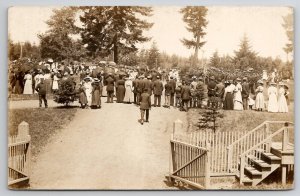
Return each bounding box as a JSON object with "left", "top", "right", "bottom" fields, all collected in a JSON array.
[
  {"left": 106, "top": 73, "right": 115, "bottom": 103},
  {"left": 207, "top": 76, "right": 217, "bottom": 108},
  {"left": 132, "top": 76, "right": 138, "bottom": 104},
  {"left": 136, "top": 75, "right": 145, "bottom": 105},
  {"left": 138, "top": 89, "right": 151, "bottom": 125},
  {"left": 169, "top": 76, "right": 176, "bottom": 106},
  {"left": 181, "top": 80, "right": 191, "bottom": 112},
  {"left": 241, "top": 77, "right": 250, "bottom": 110},
  {"left": 35, "top": 78, "right": 48, "bottom": 108},
  {"left": 153, "top": 75, "right": 163, "bottom": 107},
  {"left": 216, "top": 78, "right": 225, "bottom": 108}
]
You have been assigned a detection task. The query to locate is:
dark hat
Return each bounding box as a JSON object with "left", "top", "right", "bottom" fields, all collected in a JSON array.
[{"left": 243, "top": 77, "right": 248, "bottom": 81}]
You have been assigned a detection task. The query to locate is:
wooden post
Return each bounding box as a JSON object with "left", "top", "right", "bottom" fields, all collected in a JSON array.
[
  {"left": 205, "top": 142, "right": 211, "bottom": 189},
  {"left": 17, "top": 121, "right": 30, "bottom": 141},
  {"left": 173, "top": 119, "right": 183, "bottom": 135},
  {"left": 282, "top": 125, "right": 289, "bottom": 152},
  {"left": 239, "top": 155, "right": 245, "bottom": 185},
  {"left": 265, "top": 122, "right": 271, "bottom": 153},
  {"left": 282, "top": 165, "right": 287, "bottom": 185}
]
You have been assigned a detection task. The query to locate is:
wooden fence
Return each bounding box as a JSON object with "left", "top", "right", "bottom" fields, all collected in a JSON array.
[
  {"left": 168, "top": 134, "right": 211, "bottom": 189},
  {"left": 8, "top": 121, "right": 31, "bottom": 186}
]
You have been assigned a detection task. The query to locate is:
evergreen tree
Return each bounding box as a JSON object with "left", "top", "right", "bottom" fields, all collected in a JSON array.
[
  {"left": 146, "top": 42, "right": 160, "bottom": 69},
  {"left": 209, "top": 50, "right": 220, "bottom": 68},
  {"left": 80, "top": 6, "right": 153, "bottom": 63},
  {"left": 180, "top": 6, "right": 208, "bottom": 66},
  {"left": 282, "top": 12, "right": 293, "bottom": 63}
]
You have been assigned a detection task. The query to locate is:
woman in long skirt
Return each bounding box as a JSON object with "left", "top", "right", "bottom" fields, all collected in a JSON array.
[
  {"left": 255, "top": 80, "right": 264, "bottom": 111},
  {"left": 91, "top": 80, "right": 101, "bottom": 109},
  {"left": 84, "top": 77, "right": 93, "bottom": 105},
  {"left": 267, "top": 82, "right": 278, "bottom": 112},
  {"left": 223, "top": 80, "right": 234, "bottom": 110},
  {"left": 116, "top": 76, "right": 125, "bottom": 103},
  {"left": 52, "top": 73, "right": 59, "bottom": 93},
  {"left": 124, "top": 77, "right": 134, "bottom": 103},
  {"left": 78, "top": 82, "right": 88, "bottom": 108},
  {"left": 278, "top": 82, "right": 288, "bottom": 113},
  {"left": 23, "top": 72, "right": 33, "bottom": 94},
  {"left": 233, "top": 78, "right": 243, "bottom": 110}
]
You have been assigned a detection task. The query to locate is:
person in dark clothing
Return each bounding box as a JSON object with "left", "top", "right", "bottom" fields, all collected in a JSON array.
[
  {"left": 153, "top": 76, "right": 163, "bottom": 107},
  {"left": 241, "top": 77, "right": 250, "bottom": 110},
  {"left": 136, "top": 75, "right": 145, "bottom": 105},
  {"left": 35, "top": 78, "right": 48, "bottom": 108},
  {"left": 216, "top": 79, "right": 225, "bottom": 109},
  {"left": 207, "top": 76, "right": 217, "bottom": 108},
  {"left": 175, "top": 84, "right": 182, "bottom": 108},
  {"left": 116, "top": 76, "right": 125, "bottom": 103},
  {"left": 132, "top": 77, "right": 138, "bottom": 104},
  {"left": 181, "top": 81, "right": 191, "bottom": 112},
  {"left": 169, "top": 77, "right": 176, "bottom": 106},
  {"left": 164, "top": 79, "right": 172, "bottom": 108},
  {"left": 138, "top": 89, "right": 151, "bottom": 125},
  {"left": 106, "top": 73, "right": 115, "bottom": 103}
]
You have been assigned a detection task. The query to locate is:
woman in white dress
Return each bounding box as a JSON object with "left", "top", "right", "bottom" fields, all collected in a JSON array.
[
  {"left": 277, "top": 82, "right": 288, "bottom": 113},
  {"left": 83, "top": 77, "right": 93, "bottom": 105},
  {"left": 267, "top": 82, "right": 278, "bottom": 112},
  {"left": 124, "top": 77, "right": 134, "bottom": 103},
  {"left": 233, "top": 78, "right": 243, "bottom": 110},
  {"left": 255, "top": 80, "right": 265, "bottom": 111},
  {"left": 23, "top": 72, "right": 33, "bottom": 94},
  {"left": 52, "top": 73, "right": 59, "bottom": 93}
]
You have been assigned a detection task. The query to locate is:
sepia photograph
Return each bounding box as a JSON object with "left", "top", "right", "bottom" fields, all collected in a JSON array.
[{"left": 7, "top": 6, "right": 294, "bottom": 190}]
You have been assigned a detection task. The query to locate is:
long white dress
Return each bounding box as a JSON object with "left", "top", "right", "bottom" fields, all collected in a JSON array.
[
  {"left": 278, "top": 87, "right": 288, "bottom": 113},
  {"left": 233, "top": 83, "right": 243, "bottom": 110},
  {"left": 84, "top": 82, "right": 93, "bottom": 104},
  {"left": 267, "top": 86, "right": 278, "bottom": 112},
  {"left": 23, "top": 74, "right": 32, "bottom": 94},
  {"left": 255, "top": 86, "right": 265, "bottom": 110},
  {"left": 124, "top": 80, "right": 134, "bottom": 102},
  {"left": 52, "top": 75, "right": 59, "bottom": 91}
]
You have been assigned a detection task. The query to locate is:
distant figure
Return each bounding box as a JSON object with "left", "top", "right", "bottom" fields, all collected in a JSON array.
[
  {"left": 106, "top": 73, "right": 115, "bottom": 103},
  {"left": 169, "top": 76, "right": 176, "bottom": 106},
  {"left": 78, "top": 81, "right": 88, "bottom": 109},
  {"left": 124, "top": 77, "right": 134, "bottom": 103},
  {"left": 35, "top": 78, "right": 48, "bottom": 108},
  {"left": 164, "top": 79, "right": 172, "bottom": 108},
  {"left": 223, "top": 80, "right": 234, "bottom": 110},
  {"left": 181, "top": 81, "right": 191, "bottom": 112},
  {"left": 241, "top": 77, "right": 250, "bottom": 110},
  {"left": 233, "top": 78, "right": 243, "bottom": 111},
  {"left": 23, "top": 72, "right": 33, "bottom": 94},
  {"left": 267, "top": 82, "right": 278, "bottom": 113},
  {"left": 153, "top": 76, "right": 163, "bottom": 107},
  {"left": 138, "top": 89, "right": 151, "bottom": 125},
  {"left": 255, "top": 80, "right": 264, "bottom": 111},
  {"left": 52, "top": 73, "right": 59, "bottom": 93},
  {"left": 91, "top": 79, "right": 101, "bottom": 109},
  {"left": 278, "top": 82, "right": 288, "bottom": 113},
  {"left": 116, "top": 76, "right": 125, "bottom": 103},
  {"left": 175, "top": 83, "right": 182, "bottom": 108}
]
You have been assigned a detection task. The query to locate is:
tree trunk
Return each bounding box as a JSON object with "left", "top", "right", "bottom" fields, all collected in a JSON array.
[
  {"left": 194, "top": 35, "right": 200, "bottom": 66},
  {"left": 113, "top": 44, "right": 118, "bottom": 64}
]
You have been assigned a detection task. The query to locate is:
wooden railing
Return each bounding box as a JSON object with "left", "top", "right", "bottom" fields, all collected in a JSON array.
[
  {"left": 8, "top": 121, "right": 31, "bottom": 186},
  {"left": 169, "top": 134, "right": 211, "bottom": 189},
  {"left": 239, "top": 125, "right": 294, "bottom": 184},
  {"left": 226, "top": 121, "right": 294, "bottom": 173}
]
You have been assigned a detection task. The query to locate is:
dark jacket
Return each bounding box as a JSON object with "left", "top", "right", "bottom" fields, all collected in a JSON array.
[
  {"left": 153, "top": 80, "right": 163, "bottom": 95},
  {"left": 207, "top": 80, "right": 217, "bottom": 96},
  {"left": 139, "top": 92, "right": 151, "bottom": 110},
  {"left": 106, "top": 76, "right": 115, "bottom": 92},
  {"left": 35, "top": 82, "right": 47, "bottom": 95},
  {"left": 136, "top": 79, "right": 145, "bottom": 93},
  {"left": 144, "top": 79, "right": 153, "bottom": 95},
  {"left": 169, "top": 79, "right": 176, "bottom": 94},
  {"left": 164, "top": 83, "right": 172, "bottom": 96},
  {"left": 181, "top": 85, "right": 191, "bottom": 100},
  {"left": 242, "top": 82, "right": 250, "bottom": 98},
  {"left": 216, "top": 82, "right": 225, "bottom": 98}
]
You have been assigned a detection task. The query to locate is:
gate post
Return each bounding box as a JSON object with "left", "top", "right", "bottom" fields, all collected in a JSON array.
[
  {"left": 205, "top": 142, "right": 211, "bottom": 189},
  {"left": 18, "top": 121, "right": 30, "bottom": 141}
]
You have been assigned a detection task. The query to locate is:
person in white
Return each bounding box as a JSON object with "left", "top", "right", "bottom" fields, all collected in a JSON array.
[
  {"left": 84, "top": 77, "right": 93, "bottom": 105},
  {"left": 277, "top": 82, "right": 288, "bottom": 113},
  {"left": 34, "top": 71, "right": 42, "bottom": 94},
  {"left": 267, "top": 82, "right": 278, "bottom": 113},
  {"left": 233, "top": 78, "right": 243, "bottom": 110},
  {"left": 23, "top": 72, "right": 33, "bottom": 94},
  {"left": 52, "top": 73, "right": 59, "bottom": 93},
  {"left": 124, "top": 77, "right": 134, "bottom": 103}
]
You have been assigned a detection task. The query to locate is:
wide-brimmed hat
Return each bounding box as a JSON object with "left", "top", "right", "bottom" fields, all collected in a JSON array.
[
  {"left": 243, "top": 77, "right": 248, "bottom": 81},
  {"left": 257, "top": 80, "right": 263, "bottom": 84},
  {"left": 236, "top": 77, "right": 241, "bottom": 81},
  {"left": 270, "top": 81, "right": 277, "bottom": 85}
]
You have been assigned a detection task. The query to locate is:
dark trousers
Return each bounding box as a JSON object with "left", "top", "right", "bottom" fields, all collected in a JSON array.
[
  {"left": 107, "top": 91, "right": 114, "bottom": 103},
  {"left": 134, "top": 93, "right": 137, "bottom": 104},
  {"left": 140, "top": 109, "right": 149, "bottom": 122},
  {"left": 170, "top": 93, "right": 175, "bottom": 106},
  {"left": 182, "top": 99, "right": 189, "bottom": 111},
  {"left": 243, "top": 97, "right": 248, "bottom": 110},
  {"left": 39, "top": 94, "right": 47, "bottom": 107},
  {"left": 175, "top": 97, "right": 181, "bottom": 107},
  {"left": 154, "top": 95, "right": 161, "bottom": 106},
  {"left": 136, "top": 92, "right": 141, "bottom": 105}
]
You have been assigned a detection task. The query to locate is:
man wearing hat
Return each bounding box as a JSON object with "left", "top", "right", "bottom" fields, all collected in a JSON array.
[
  {"left": 181, "top": 80, "right": 191, "bottom": 112},
  {"left": 216, "top": 78, "right": 225, "bottom": 109},
  {"left": 241, "top": 77, "right": 250, "bottom": 110},
  {"left": 153, "top": 75, "right": 163, "bottom": 107},
  {"left": 138, "top": 88, "right": 151, "bottom": 125},
  {"left": 207, "top": 76, "right": 217, "bottom": 108},
  {"left": 169, "top": 76, "right": 176, "bottom": 107},
  {"left": 106, "top": 73, "right": 115, "bottom": 103},
  {"left": 196, "top": 76, "right": 205, "bottom": 108},
  {"left": 136, "top": 75, "right": 145, "bottom": 105},
  {"left": 35, "top": 78, "right": 48, "bottom": 108}
]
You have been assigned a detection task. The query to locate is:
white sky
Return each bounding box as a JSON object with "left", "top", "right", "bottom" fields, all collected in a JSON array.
[{"left": 8, "top": 6, "right": 292, "bottom": 60}]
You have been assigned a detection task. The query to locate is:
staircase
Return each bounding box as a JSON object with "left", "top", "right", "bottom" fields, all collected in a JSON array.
[{"left": 236, "top": 124, "right": 294, "bottom": 186}]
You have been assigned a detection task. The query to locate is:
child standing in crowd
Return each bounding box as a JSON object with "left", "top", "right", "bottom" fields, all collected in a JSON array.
[{"left": 255, "top": 80, "right": 264, "bottom": 111}]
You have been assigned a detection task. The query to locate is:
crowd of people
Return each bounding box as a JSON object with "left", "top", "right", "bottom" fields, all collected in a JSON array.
[{"left": 9, "top": 58, "right": 291, "bottom": 124}]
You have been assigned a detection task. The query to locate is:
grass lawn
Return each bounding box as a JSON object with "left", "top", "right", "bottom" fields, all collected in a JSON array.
[{"left": 8, "top": 108, "right": 77, "bottom": 158}]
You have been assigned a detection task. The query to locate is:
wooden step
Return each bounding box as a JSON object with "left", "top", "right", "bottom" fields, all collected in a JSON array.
[
  {"left": 235, "top": 174, "right": 253, "bottom": 185},
  {"left": 244, "top": 166, "right": 262, "bottom": 179},
  {"left": 261, "top": 152, "right": 281, "bottom": 164},
  {"left": 252, "top": 159, "right": 271, "bottom": 172}
]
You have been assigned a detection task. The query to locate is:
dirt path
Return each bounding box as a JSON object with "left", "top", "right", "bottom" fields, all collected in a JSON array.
[{"left": 28, "top": 97, "right": 187, "bottom": 189}]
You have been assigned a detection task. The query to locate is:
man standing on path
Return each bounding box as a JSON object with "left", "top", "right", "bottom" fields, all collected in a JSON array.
[
  {"left": 181, "top": 80, "right": 191, "bottom": 112},
  {"left": 153, "top": 75, "right": 163, "bottom": 107},
  {"left": 136, "top": 75, "right": 145, "bottom": 105},
  {"left": 169, "top": 76, "right": 176, "bottom": 107},
  {"left": 138, "top": 89, "right": 151, "bottom": 125},
  {"left": 216, "top": 78, "right": 225, "bottom": 109},
  {"left": 106, "top": 73, "right": 115, "bottom": 103},
  {"left": 35, "top": 78, "right": 48, "bottom": 108},
  {"left": 132, "top": 76, "right": 138, "bottom": 104},
  {"left": 241, "top": 77, "right": 250, "bottom": 110}
]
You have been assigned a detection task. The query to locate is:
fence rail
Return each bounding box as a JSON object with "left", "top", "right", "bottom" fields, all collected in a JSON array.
[{"left": 8, "top": 121, "right": 31, "bottom": 186}]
